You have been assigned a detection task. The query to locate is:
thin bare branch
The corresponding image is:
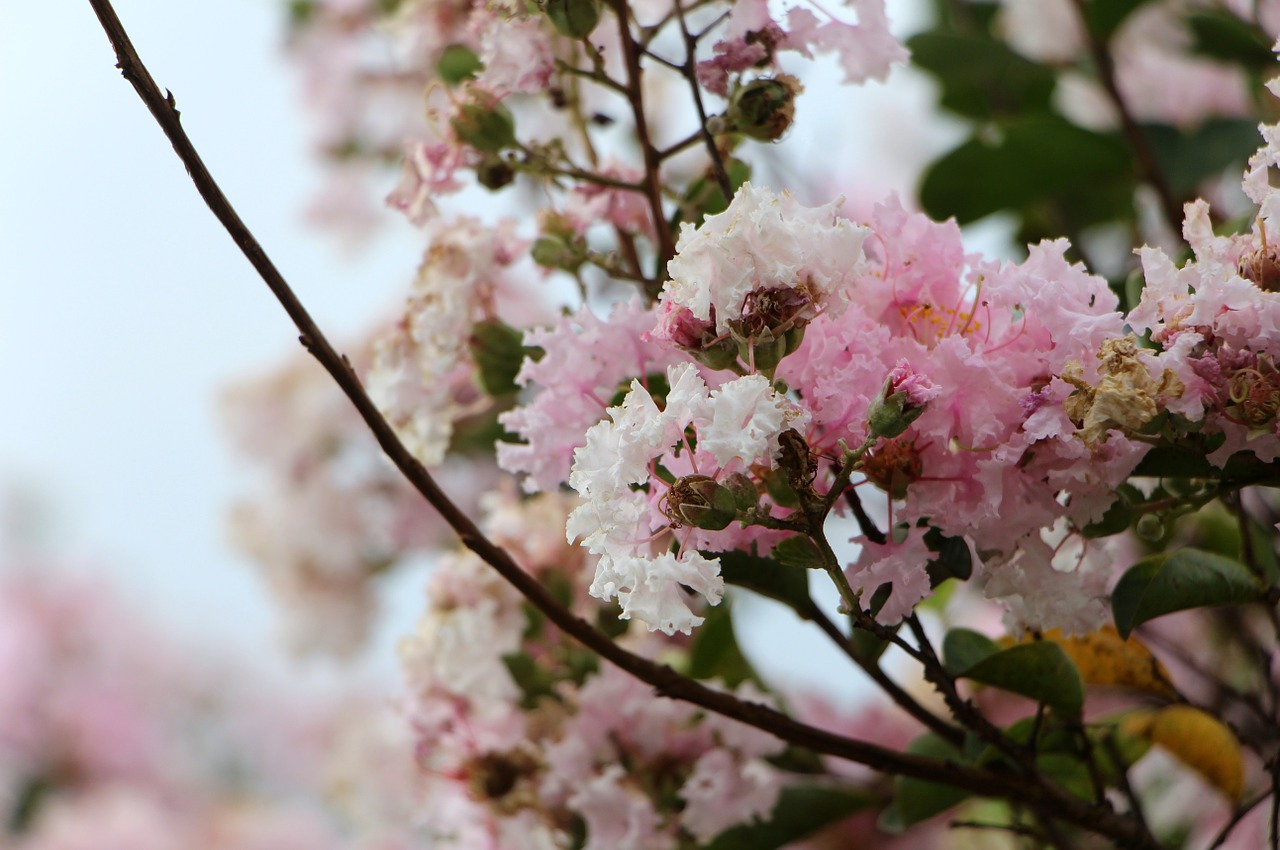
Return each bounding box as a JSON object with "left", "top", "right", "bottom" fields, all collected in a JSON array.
[
  {"left": 605, "top": 0, "right": 676, "bottom": 287},
  {"left": 1068, "top": 0, "right": 1183, "bottom": 231}
]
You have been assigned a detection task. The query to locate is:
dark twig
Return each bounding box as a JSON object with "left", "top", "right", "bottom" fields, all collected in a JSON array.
[
  {"left": 1069, "top": 0, "right": 1183, "bottom": 231},
  {"left": 673, "top": 0, "right": 733, "bottom": 199},
  {"left": 808, "top": 606, "right": 964, "bottom": 747},
  {"left": 1207, "top": 789, "right": 1272, "bottom": 849},
  {"left": 605, "top": 0, "right": 676, "bottom": 285},
  {"left": 87, "top": 2, "right": 1164, "bottom": 845},
  {"left": 1104, "top": 733, "right": 1152, "bottom": 838},
  {"left": 1271, "top": 761, "right": 1279, "bottom": 850},
  {"left": 904, "top": 614, "right": 1028, "bottom": 767},
  {"left": 834, "top": 464, "right": 887, "bottom": 544}
]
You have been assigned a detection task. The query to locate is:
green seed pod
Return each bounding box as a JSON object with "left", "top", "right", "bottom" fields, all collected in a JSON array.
[
  {"left": 530, "top": 234, "right": 586, "bottom": 272},
  {"left": 544, "top": 0, "right": 602, "bottom": 39},
  {"left": 476, "top": 154, "right": 515, "bottom": 190},
  {"left": 727, "top": 75, "right": 801, "bottom": 142},
  {"left": 719, "top": 472, "right": 760, "bottom": 514},
  {"left": 1135, "top": 514, "right": 1165, "bottom": 542},
  {"left": 451, "top": 99, "right": 516, "bottom": 153},
  {"left": 661, "top": 475, "right": 738, "bottom": 531},
  {"left": 690, "top": 338, "right": 740, "bottom": 372},
  {"left": 783, "top": 324, "right": 806, "bottom": 356}
]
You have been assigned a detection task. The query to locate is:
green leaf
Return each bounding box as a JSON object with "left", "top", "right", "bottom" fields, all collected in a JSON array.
[
  {"left": 946, "top": 634, "right": 1085, "bottom": 717},
  {"left": 717, "top": 549, "right": 816, "bottom": 615},
  {"left": 469, "top": 319, "right": 528, "bottom": 396},
  {"left": 919, "top": 116, "right": 1131, "bottom": 226},
  {"left": 671, "top": 159, "right": 751, "bottom": 231},
  {"left": 1082, "top": 494, "right": 1134, "bottom": 539},
  {"left": 1035, "top": 752, "right": 1096, "bottom": 800},
  {"left": 941, "top": 628, "right": 1001, "bottom": 676},
  {"left": 848, "top": 627, "right": 892, "bottom": 665},
  {"left": 1131, "top": 445, "right": 1216, "bottom": 477},
  {"left": 703, "top": 785, "right": 878, "bottom": 850},
  {"left": 1185, "top": 11, "right": 1276, "bottom": 68},
  {"left": 924, "top": 527, "right": 973, "bottom": 585},
  {"left": 1080, "top": 0, "right": 1156, "bottom": 41},
  {"left": 1146, "top": 119, "right": 1263, "bottom": 198},
  {"left": 881, "top": 733, "right": 973, "bottom": 831},
  {"left": 501, "top": 652, "right": 557, "bottom": 709},
  {"left": 1245, "top": 518, "right": 1280, "bottom": 584},
  {"left": 908, "top": 31, "right": 1056, "bottom": 120},
  {"left": 688, "top": 601, "right": 761, "bottom": 688},
  {"left": 772, "top": 535, "right": 825, "bottom": 569},
  {"left": 437, "top": 44, "right": 482, "bottom": 86},
  {"left": 287, "top": 0, "right": 318, "bottom": 28},
  {"left": 8, "top": 775, "right": 51, "bottom": 833},
  {"left": 1112, "top": 548, "right": 1267, "bottom": 638}
]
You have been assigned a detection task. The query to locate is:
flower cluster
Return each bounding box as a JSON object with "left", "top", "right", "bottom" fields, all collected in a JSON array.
[
  {"left": 566, "top": 361, "right": 806, "bottom": 634},
  {"left": 397, "top": 490, "right": 789, "bottom": 847},
  {"left": 198, "top": 0, "right": 1280, "bottom": 845},
  {"left": 223, "top": 349, "right": 453, "bottom": 655},
  {"left": 0, "top": 569, "right": 418, "bottom": 850}
]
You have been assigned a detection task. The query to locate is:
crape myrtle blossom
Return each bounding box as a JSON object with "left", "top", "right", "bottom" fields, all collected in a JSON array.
[
  {"left": 92, "top": 0, "right": 1280, "bottom": 838},
  {"left": 567, "top": 362, "right": 809, "bottom": 635},
  {"left": 283, "top": 0, "right": 562, "bottom": 230},
  {"left": 498, "top": 300, "right": 686, "bottom": 494},
  {"left": 0, "top": 571, "right": 426, "bottom": 850},
  {"left": 541, "top": 186, "right": 1150, "bottom": 633},
  {"left": 368, "top": 216, "right": 544, "bottom": 468},
  {"left": 767, "top": 196, "right": 1145, "bottom": 631},
  {"left": 1114, "top": 104, "right": 1280, "bottom": 466},
  {"left": 696, "top": 0, "right": 908, "bottom": 97},
  {"left": 656, "top": 182, "right": 871, "bottom": 351},
  {"left": 222, "top": 347, "right": 469, "bottom": 656},
  {"left": 397, "top": 489, "right": 788, "bottom": 848}
]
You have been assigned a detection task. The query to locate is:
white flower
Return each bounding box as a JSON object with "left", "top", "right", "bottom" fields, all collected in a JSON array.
[
  {"left": 614, "top": 550, "right": 724, "bottom": 636},
  {"left": 567, "top": 363, "right": 801, "bottom": 634},
  {"left": 679, "top": 749, "right": 780, "bottom": 842},
  {"left": 702, "top": 373, "right": 809, "bottom": 469},
  {"left": 663, "top": 183, "right": 870, "bottom": 334}
]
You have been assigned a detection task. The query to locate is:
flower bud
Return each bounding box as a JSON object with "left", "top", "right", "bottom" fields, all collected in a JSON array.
[
  {"left": 719, "top": 472, "right": 760, "bottom": 513},
  {"left": 691, "top": 338, "right": 741, "bottom": 371},
  {"left": 1135, "top": 514, "right": 1164, "bottom": 542},
  {"left": 867, "top": 361, "right": 939, "bottom": 439},
  {"left": 737, "top": 328, "right": 789, "bottom": 374},
  {"left": 451, "top": 98, "right": 516, "bottom": 153},
  {"left": 661, "top": 475, "right": 739, "bottom": 531},
  {"left": 727, "top": 75, "right": 801, "bottom": 142},
  {"left": 531, "top": 234, "right": 585, "bottom": 271},
  {"left": 543, "top": 0, "right": 602, "bottom": 39},
  {"left": 476, "top": 154, "right": 515, "bottom": 190},
  {"left": 531, "top": 212, "right": 587, "bottom": 272}
]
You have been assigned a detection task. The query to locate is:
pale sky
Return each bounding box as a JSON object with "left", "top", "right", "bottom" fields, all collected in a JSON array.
[{"left": 1, "top": 0, "right": 427, "bottom": 681}]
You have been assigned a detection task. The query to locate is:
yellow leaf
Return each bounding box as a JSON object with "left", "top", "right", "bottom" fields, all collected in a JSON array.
[
  {"left": 1122, "top": 706, "right": 1245, "bottom": 801},
  {"left": 1007, "top": 626, "right": 1178, "bottom": 700}
]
